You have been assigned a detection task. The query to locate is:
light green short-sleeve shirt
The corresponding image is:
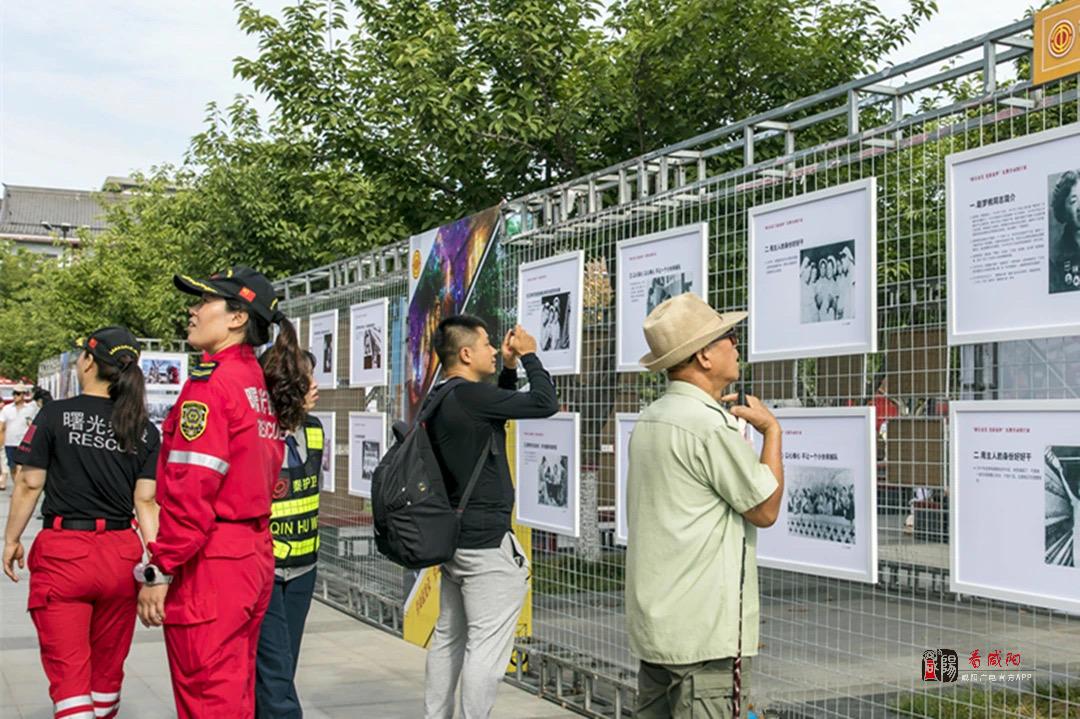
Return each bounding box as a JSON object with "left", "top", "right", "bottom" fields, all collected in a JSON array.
[{"left": 625, "top": 381, "right": 778, "bottom": 664}]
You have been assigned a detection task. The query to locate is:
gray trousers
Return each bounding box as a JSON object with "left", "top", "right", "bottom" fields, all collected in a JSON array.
[{"left": 424, "top": 532, "right": 530, "bottom": 719}]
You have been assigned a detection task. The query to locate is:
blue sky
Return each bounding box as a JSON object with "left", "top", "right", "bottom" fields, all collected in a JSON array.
[{"left": 0, "top": 1, "right": 1028, "bottom": 191}]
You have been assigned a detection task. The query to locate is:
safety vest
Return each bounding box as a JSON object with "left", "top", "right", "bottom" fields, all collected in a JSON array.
[{"left": 270, "top": 415, "right": 324, "bottom": 568}]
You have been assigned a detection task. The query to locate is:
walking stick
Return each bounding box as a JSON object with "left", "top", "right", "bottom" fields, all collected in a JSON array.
[{"left": 733, "top": 532, "right": 747, "bottom": 717}]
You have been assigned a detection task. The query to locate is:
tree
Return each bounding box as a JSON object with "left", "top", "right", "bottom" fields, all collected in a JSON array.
[
  {"left": 233, "top": 0, "right": 937, "bottom": 219},
  {"left": 0, "top": 0, "right": 940, "bottom": 376}
]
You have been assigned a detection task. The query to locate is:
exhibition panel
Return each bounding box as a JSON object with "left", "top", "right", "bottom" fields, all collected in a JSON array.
[
  {"left": 349, "top": 298, "right": 389, "bottom": 388},
  {"left": 517, "top": 251, "right": 585, "bottom": 376},
  {"left": 308, "top": 309, "right": 340, "bottom": 390},
  {"left": 948, "top": 124, "right": 1080, "bottom": 345},
  {"left": 748, "top": 179, "right": 878, "bottom": 362},
  {"left": 516, "top": 413, "right": 582, "bottom": 538},
  {"left": 347, "top": 411, "right": 387, "bottom": 499},
  {"left": 950, "top": 400, "right": 1080, "bottom": 615},
  {"left": 754, "top": 408, "right": 878, "bottom": 584}
]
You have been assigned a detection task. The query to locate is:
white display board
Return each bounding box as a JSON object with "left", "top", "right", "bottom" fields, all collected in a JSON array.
[
  {"left": 752, "top": 407, "right": 878, "bottom": 583},
  {"left": 748, "top": 178, "right": 877, "bottom": 362},
  {"left": 517, "top": 251, "right": 584, "bottom": 376},
  {"left": 348, "top": 298, "right": 388, "bottom": 388},
  {"left": 947, "top": 124, "right": 1080, "bottom": 344},
  {"left": 950, "top": 401, "right": 1080, "bottom": 615},
  {"left": 616, "top": 224, "right": 709, "bottom": 372},
  {"left": 308, "top": 310, "right": 339, "bottom": 390},
  {"left": 311, "top": 411, "right": 336, "bottom": 493},
  {"left": 515, "top": 413, "right": 581, "bottom": 537},
  {"left": 140, "top": 352, "right": 188, "bottom": 432},
  {"left": 140, "top": 351, "right": 188, "bottom": 388},
  {"left": 347, "top": 411, "right": 386, "bottom": 499},
  {"left": 614, "top": 413, "right": 639, "bottom": 546}
]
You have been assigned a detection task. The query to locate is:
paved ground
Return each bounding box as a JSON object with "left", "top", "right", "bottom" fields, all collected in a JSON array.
[{"left": 0, "top": 491, "right": 576, "bottom": 718}]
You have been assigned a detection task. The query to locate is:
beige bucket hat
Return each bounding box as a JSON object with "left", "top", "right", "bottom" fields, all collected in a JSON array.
[{"left": 639, "top": 293, "right": 747, "bottom": 372}]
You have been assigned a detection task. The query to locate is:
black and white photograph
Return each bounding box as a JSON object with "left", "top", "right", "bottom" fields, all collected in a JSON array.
[
  {"left": 947, "top": 125, "right": 1080, "bottom": 344},
  {"left": 322, "top": 332, "right": 334, "bottom": 374},
  {"left": 540, "top": 292, "right": 571, "bottom": 352},
  {"left": 748, "top": 178, "right": 876, "bottom": 362},
  {"left": 1045, "top": 445, "right": 1080, "bottom": 568},
  {"left": 753, "top": 407, "right": 876, "bottom": 583},
  {"left": 799, "top": 240, "right": 856, "bottom": 323},
  {"left": 516, "top": 413, "right": 580, "bottom": 536},
  {"left": 616, "top": 224, "right": 709, "bottom": 371},
  {"left": 517, "top": 251, "right": 584, "bottom": 376},
  {"left": 348, "top": 411, "right": 386, "bottom": 498},
  {"left": 362, "top": 440, "right": 380, "bottom": 482},
  {"left": 646, "top": 273, "right": 694, "bottom": 315},
  {"left": 537, "top": 454, "right": 569, "bottom": 507},
  {"left": 786, "top": 467, "right": 857, "bottom": 545},
  {"left": 1047, "top": 171, "right": 1080, "bottom": 295},
  {"left": 139, "top": 352, "right": 188, "bottom": 387},
  {"left": 951, "top": 401, "right": 1080, "bottom": 615},
  {"left": 349, "top": 299, "right": 389, "bottom": 387},
  {"left": 146, "top": 395, "right": 177, "bottom": 431},
  {"left": 363, "top": 327, "right": 383, "bottom": 370},
  {"left": 311, "top": 411, "right": 336, "bottom": 492},
  {"left": 308, "top": 309, "right": 339, "bottom": 390}
]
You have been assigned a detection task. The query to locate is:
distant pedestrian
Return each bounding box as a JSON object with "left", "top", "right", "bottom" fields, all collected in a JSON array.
[
  {"left": 627, "top": 293, "right": 784, "bottom": 718},
  {"left": 1, "top": 383, "right": 39, "bottom": 490}
]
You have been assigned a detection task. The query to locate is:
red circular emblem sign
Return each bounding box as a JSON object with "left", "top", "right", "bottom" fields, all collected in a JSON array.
[{"left": 1049, "top": 19, "right": 1075, "bottom": 59}]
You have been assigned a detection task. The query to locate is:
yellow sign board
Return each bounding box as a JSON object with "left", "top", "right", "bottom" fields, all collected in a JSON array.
[
  {"left": 402, "top": 421, "right": 533, "bottom": 676},
  {"left": 1035, "top": 0, "right": 1080, "bottom": 86}
]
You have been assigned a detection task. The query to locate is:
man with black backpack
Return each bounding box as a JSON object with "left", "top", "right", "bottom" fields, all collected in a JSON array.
[{"left": 422, "top": 315, "right": 558, "bottom": 719}]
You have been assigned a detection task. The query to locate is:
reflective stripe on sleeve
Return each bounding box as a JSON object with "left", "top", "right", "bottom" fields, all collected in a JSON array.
[{"left": 167, "top": 450, "right": 229, "bottom": 475}]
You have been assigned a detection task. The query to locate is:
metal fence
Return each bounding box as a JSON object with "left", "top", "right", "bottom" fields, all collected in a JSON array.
[{"left": 277, "top": 18, "right": 1080, "bottom": 718}]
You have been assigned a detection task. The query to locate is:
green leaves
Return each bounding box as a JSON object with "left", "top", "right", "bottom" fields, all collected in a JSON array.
[{"left": 0, "top": 0, "right": 940, "bottom": 376}]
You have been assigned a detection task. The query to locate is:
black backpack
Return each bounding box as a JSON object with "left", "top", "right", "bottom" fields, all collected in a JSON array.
[{"left": 371, "top": 378, "right": 492, "bottom": 569}]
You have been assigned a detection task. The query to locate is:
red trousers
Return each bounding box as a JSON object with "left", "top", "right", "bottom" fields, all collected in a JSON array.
[
  {"left": 27, "top": 527, "right": 143, "bottom": 719},
  {"left": 162, "top": 522, "right": 274, "bottom": 719}
]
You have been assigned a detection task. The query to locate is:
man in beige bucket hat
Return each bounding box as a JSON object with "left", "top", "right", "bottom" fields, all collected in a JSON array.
[{"left": 626, "top": 293, "right": 785, "bottom": 718}]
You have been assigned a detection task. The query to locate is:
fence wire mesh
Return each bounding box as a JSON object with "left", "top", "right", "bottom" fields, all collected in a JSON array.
[{"left": 279, "top": 24, "right": 1079, "bottom": 719}]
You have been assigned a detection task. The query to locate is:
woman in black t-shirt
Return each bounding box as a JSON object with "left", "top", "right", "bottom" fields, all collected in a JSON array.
[{"left": 2, "top": 326, "right": 160, "bottom": 719}]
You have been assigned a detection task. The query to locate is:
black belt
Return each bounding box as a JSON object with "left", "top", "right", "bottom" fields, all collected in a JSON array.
[
  {"left": 215, "top": 516, "right": 264, "bottom": 526},
  {"left": 43, "top": 516, "right": 132, "bottom": 531}
]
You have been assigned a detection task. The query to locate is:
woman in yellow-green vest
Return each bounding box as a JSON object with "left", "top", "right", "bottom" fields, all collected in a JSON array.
[{"left": 255, "top": 350, "right": 324, "bottom": 718}]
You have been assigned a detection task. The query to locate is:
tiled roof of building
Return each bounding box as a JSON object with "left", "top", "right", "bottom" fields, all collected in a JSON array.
[{"left": 0, "top": 183, "right": 121, "bottom": 239}]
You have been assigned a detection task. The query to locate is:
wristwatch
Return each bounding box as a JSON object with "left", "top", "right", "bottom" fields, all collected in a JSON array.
[{"left": 133, "top": 561, "right": 173, "bottom": 585}]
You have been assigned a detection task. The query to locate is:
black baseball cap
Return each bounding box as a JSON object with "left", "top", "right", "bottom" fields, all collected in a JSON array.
[
  {"left": 74, "top": 326, "right": 141, "bottom": 367},
  {"left": 173, "top": 265, "right": 282, "bottom": 324}
]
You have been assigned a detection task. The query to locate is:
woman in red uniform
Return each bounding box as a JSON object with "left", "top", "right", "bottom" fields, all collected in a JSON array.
[
  {"left": 135, "top": 265, "right": 308, "bottom": 718},
  {"left": 3, "top": 326, "right": 160, "bottom": 719}
]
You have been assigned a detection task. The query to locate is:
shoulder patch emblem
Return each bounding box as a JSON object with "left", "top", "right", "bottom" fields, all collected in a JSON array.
[
  {"left": 189, "top": 361, "right": 218, "bottom": 382},
  {"left": 179, "top": 401, "right": 209, "bottom": 441}
]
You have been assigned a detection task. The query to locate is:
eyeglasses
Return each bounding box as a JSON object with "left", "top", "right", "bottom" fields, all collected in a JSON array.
[{"left": 716, "top": 329, "right": 739, "bottom": 346}]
